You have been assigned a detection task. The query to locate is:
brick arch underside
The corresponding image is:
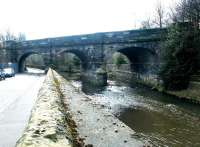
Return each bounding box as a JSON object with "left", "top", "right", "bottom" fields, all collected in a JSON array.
[
  {"left": 117, "top": 47, "right": 158, "bottom": 74},
  {"left": 57, "top": 49, "right": 88, "bottom": 70},
  {"left": 18, "top": 52, "right": 44, "bottom": 73}
]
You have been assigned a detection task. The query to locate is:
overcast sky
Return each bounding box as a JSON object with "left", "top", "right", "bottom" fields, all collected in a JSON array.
[{"left": 0, "top": 0, "right": 177, "bottom": 40}]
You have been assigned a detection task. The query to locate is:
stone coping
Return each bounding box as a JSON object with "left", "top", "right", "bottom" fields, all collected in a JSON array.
[{"left": 16, "top": 69, "right": 75, "bottom": 147}]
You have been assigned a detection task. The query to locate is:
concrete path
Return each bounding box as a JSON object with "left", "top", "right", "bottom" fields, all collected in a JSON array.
[{"left": 0, "top": 74, "right": 45, "bottom": 147}]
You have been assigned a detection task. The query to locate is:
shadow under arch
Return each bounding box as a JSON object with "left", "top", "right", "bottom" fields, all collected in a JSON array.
[
  {"left": 117, "top": 46, "right": 158, "bottom": 74},
  {"left": 18, "top": 52, "right": 44, "bottom": 73},
  {"left": 57, "top": 49, "right": 88, "bottom": 70}
]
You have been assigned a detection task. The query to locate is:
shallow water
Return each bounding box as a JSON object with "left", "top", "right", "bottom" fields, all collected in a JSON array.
[{"left": 70, "top": 79, "right": 200, "bottom": 147}]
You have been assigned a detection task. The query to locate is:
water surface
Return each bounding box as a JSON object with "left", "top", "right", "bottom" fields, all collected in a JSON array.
[{"left": 69, "top": 77, "right": 200, "bottom": 147}]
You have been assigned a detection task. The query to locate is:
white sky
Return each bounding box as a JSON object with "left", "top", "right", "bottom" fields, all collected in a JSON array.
[{"left": 0, "top": 0, "right": 177, "bottom": 40}]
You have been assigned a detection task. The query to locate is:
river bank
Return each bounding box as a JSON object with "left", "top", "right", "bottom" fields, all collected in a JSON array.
[
  {"left": 16, "top": 69, "right": 148, "bottom": 147},
  {"left": 68, "top": 79, "right": 200, "bottom": 147},
  {"left": 108, "top": 71, "right": 200, "bottom": 104},
  {"left": 55, "top": 71, "right": 148, "bottom": 147},
  {"left": 17, "top": 69, "right": 200, "bottom": 146}
]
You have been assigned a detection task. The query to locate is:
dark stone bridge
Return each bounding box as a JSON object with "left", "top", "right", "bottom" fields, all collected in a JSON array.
[{"left": 0, "top": 28, "right": 166, "bottom": 85}]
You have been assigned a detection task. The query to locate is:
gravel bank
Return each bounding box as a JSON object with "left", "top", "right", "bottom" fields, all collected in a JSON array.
[{"left": 54, "top": 71, "right": 147, "bottom": 147}]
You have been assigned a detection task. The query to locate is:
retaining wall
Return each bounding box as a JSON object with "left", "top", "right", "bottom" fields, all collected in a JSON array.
[{"left": 16, "top": 69, "right": 77, "bottom": 147}]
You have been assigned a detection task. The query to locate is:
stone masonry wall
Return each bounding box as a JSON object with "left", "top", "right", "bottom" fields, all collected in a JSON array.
[{"left": 16, "top": 69, "right": 76, "bottom": 147}]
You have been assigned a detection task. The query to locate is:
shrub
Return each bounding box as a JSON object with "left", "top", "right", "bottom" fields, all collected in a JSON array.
[{"left": 159, "top": 23, "right": 199, "bottom": 90}]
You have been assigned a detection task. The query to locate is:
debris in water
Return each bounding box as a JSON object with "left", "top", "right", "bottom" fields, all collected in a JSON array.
[{"left": 85, "top": 144, "right": 93, "bottom": 147}]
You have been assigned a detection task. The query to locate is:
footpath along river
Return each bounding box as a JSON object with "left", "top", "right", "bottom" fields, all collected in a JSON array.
[
  {"left": 0, "top": 70, "right": 45, "bottom": 147},
  {"left": 69, "top": 79, "right": 200, "bottom": 147}
]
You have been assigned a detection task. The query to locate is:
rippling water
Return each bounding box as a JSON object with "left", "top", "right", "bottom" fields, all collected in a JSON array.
[{"left": 70, "top": 80, "right": 200, "bottom": 147}]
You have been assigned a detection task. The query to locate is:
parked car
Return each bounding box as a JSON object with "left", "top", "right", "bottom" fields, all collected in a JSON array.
[
  {"left": 0, "top": 69, "right": 5, "bottom": 80},
  {"left": 3, "top": 67, "right": 15, "bottom": 77}
]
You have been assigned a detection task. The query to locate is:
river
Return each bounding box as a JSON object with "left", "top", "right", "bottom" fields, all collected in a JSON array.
[{"left": 67, "top": 77, "right": 200, "bottom": 147}]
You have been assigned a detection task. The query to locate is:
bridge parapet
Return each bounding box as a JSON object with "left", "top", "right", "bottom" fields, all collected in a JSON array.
[
  {"left": 1, "top": 28, "right": 165, "bottom": 82},
  {"left": 3, "top": 28, "right": 166, "bottom": 50}
]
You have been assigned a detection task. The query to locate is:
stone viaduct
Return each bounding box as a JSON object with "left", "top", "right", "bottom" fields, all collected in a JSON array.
[{"left": 0, "top": 28, "right": 166, "bottom": 85}]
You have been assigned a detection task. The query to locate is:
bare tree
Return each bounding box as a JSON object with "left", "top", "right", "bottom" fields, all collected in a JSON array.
[
  {"left": 140, "top": 0, "right": 167, "bottom": 29},
  {"left": 175, "top": 0, "right": 188, "bottom": 22},
  {"left": 168, "top": 5, "right": 178, "bottom": 23},
  {"left": 141, "top": 17, "right": 152, "bottom": 29},
  {"left": 174, "top": 0, "right": 200, "bottom": 28},
  {"left": 0, "top": 34, "right": 5, "bottom": 42},
  {"left": 153, "top": 0, "right": 165, "bottom": 28},
  {"left": 0, "top": 30, "right": 26, "bottom": 42},
  {"left": 185, "top": 0, "right": 200, "bottom": 29},
  {"left": 18, "top": 32, "right": 26, "bottom": 41},
  {"left": 5, "top": 29, "right": 17, "bottom": 41}
]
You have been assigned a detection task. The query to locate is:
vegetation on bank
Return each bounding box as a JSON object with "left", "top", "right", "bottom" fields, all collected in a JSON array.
[
  {"left": 111, "top": 52, "right": 129, "bottom": 68},
  {"left": 159, "top": 0, "right": 200, "bottom": 90},
  {"left": 55, "top": 53, "right": 81, "bottom": 73},
  {"left": 159, "top": 23, "right": 199, "bottom": 90}
]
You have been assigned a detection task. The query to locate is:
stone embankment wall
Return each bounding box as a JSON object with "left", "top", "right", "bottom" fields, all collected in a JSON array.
[
  {"left": 107, "top": 64, "right": 159, "bottom": 87},
  {"left": 16, "top": 69, "right": 81, "bottom": 147},
  {"left": 107, "top": 64, "right": 200, "bottom": 103}
]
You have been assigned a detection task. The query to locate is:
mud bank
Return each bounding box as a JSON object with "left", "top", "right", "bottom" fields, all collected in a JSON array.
[
  {"left": 16, "top": 69, "right": 78, "bottom": 147},
  {"left": 53, "top": 72, "right": 147, "bottom": 147}
]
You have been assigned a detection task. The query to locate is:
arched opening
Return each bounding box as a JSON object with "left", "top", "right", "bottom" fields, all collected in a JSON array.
[
  {"left": 56, "top": 50, "right": 87, "bottom": 80},
  {"left": 18, "top": 52, "right": 45, "bottom": 74},
  {"left": 106, "top": 52, "right": 131, "bottom": 82},
  {"left": 118, "top": 47, "right": 158, "bottom": 74},
  {"left": 107, "top": 47, "right": 158, "bottom": 83}
]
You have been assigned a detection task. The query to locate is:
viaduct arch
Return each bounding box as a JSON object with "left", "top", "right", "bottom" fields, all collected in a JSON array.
[{"left": 0, "top": 28, "right": 166, "bottom": 85}]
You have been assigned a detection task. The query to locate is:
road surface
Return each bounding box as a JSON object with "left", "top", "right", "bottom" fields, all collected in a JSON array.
[{"left": 0, "top": 73, "right": 45, "bottom": 147}]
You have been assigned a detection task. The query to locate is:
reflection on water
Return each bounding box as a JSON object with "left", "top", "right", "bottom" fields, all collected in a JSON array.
[
  {"left": 25, "top": 67, "right": 45, "bottom": 75},
  {"left": 59, "top": 72, "right": 81, "bottom": 81},
  {"left": 63, "top": 73, "right": 200, "bottom": 147},
  {"left": 61, "top": 71, "right": 107, "bottom": 94},
  {"left": 119, "top": 108, "right": 200, "bottom": 147},
  {"left": 81, "top": 81, "right": 107, "bottom": 94}
]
